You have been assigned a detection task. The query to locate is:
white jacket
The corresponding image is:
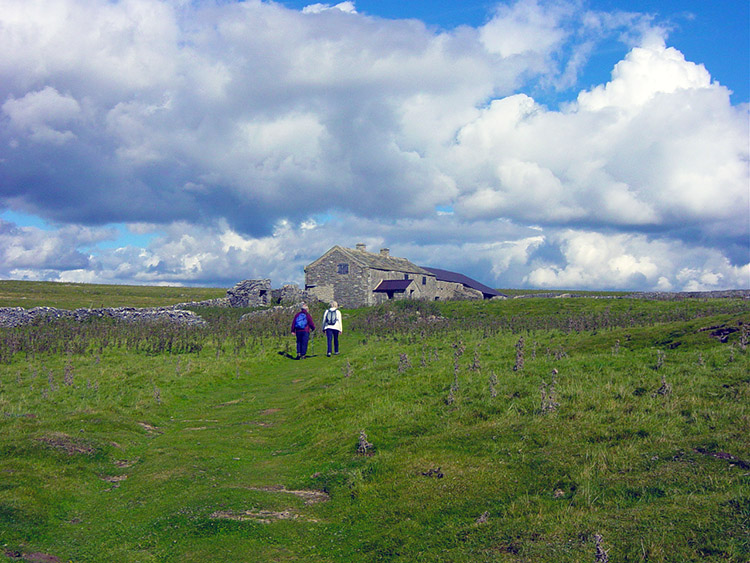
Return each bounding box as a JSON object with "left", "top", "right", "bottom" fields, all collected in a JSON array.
[{"left": 322, "top": 308, "right": 343, "bottom": 332}]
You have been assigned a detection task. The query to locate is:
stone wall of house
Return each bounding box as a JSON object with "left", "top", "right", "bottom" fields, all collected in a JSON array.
[{"left": 305, "top": 248, "right": 371, "bottom": 308}]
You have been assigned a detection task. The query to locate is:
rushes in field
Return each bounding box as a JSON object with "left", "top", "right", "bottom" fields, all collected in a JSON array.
[{"left": 513, "top": 337, "right": 524, "bottom": 371}]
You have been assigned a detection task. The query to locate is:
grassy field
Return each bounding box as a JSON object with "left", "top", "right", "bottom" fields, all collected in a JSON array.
[
  {"left": 0, "top": 284, "right": 748, "bottom": 562},
  {"left": 0, "top": 280, "right": 226, "bottom": 310}
]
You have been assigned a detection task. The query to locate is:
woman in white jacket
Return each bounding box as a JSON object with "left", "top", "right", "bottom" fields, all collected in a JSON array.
[{"left": 322, "top": 301, "right": 343, "bottom": 357}]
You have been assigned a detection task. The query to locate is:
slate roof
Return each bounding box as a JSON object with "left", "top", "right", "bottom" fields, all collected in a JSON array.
[
  {"left": 373, "top": 279, "right": 414, "bottom": 292},
  {"left": 311, "top": 245, "right": 432, "bottom": 275},
  {"left": 421, "top": 267, "right": 504, "bottom": 298}
]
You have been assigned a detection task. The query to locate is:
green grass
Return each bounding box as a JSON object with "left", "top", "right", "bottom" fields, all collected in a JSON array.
[{"left": 0, "top": 288, "right": 748, "bottom": 562}]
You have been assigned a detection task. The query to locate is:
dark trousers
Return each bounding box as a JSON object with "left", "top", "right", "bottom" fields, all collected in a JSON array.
[
  {"left": 295, "top": 330, "right": 310, "bottom": 358},
  {"left": 325, "top": 329, "right": 339, "bottom": 355}
]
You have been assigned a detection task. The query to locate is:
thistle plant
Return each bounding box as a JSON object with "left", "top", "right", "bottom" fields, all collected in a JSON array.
[
  {"left": 489, "top": 372, "right": 498, "bottom": 398},
  {"left": 655, "top": 350, "right": 666, "bottom": 370},
  {"left": 470, "top": 347, "right": 481, "bottom": 371},
  {"left": 343, "top": 359, "right": 353, "bottom": 378},
  {"left": 554, "top": 346, "right": 567, "bottom": 361},
  {"left": 653, "top": 375, "right": 671, "bottom": 397},
  {"left": 540, "top": 370, "right": 559, "bottom": 413},
  {"left": 593, "top": 533, "right": 609, "bottom": 562},
  {"left": 513, "top": 337, "right": 524, "bottom": 371},
  {"left": 398, "top": 353, "right": 412, "bottom": 373},
  {"left": 357, "top": 430, "right": 373, "bottom": 455},
  {"left": 63, "top": 357, "right": 74, "bottom": 387}
]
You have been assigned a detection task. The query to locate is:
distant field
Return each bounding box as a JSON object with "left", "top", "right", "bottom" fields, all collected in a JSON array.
[
  {"left": 0, "top": 280, "right": 637, "bottom": 310},
  {"left": 0, "top": 280, "right": 227, "bottom": 309}
]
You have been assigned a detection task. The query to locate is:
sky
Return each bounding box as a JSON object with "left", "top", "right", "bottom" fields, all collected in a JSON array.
[{"left": 0, "top": 0, "right": 748, "bottom": 292}]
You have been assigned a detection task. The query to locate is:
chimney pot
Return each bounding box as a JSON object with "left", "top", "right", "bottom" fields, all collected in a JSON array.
[
  {"left": 355, "top": 243, "right": 367, "bottom": 252},
  {"left": 380, "top": 248, "right": 390, "bottom": 257}
]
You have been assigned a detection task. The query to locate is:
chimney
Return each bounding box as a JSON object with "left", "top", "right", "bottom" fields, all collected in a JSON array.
[
  {"left": 355, "top": 243, "right": 367, "bottom": 252},
  {"left": 380, "top": 248, "right": 390, "bottom": 257}
]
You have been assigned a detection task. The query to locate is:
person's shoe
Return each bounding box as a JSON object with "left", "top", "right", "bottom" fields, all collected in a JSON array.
[
  {"left": 296, "top": 355, "right": 301, "bottom": 360},
  {"left": 327, "top": 353, "right": 331, "bottom": 357}
]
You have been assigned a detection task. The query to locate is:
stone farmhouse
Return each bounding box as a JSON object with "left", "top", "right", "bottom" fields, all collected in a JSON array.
[{"left": 304, "top": 244, "right": 505, "bottom": 308}]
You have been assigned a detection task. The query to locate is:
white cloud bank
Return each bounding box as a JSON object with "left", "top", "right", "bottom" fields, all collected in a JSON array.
[{"left": 0, "top": 0, "right": 747, "bottom": 291}]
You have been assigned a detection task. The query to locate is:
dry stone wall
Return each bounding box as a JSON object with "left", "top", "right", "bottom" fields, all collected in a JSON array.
[{"left": 0, "top": 306, "right": 207, "bottom": 328}]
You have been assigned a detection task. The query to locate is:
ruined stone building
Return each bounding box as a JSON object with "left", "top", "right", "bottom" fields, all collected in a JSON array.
[{"left": 305, "top": 244, "right": 505, "bottom": 308}]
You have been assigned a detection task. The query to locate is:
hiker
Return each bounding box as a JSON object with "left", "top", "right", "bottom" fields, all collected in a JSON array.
[
  {"left": 291, "top": 303, "right": 315, "bottom": 359},
  {"left": 322, "top": 301, "right": 343, "bottom": 357}
]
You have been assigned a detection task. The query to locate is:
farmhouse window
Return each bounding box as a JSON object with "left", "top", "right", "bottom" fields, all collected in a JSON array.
[
  {"left": 403, "top": 274, "right": 409, "bottom": 280},
  {"left": 337, "top": 263, "right": 349, "bottom": 275},
  {"left": 422, "top": 276, "right": 426, "bottom": 285}
]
